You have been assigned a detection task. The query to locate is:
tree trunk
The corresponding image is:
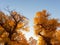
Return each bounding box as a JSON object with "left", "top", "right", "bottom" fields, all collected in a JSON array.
[
  {"left": 43, "top": 37, "right": 52, "bottom": 45},
  {"left": 39, "top": 33, "right": 52, "bottom": 45},
  {"left": 5, "top": 42, "right": 8, "bottom": 45},
  {"left": 8, "top": 30, "right": 12, "bottom": 40}
]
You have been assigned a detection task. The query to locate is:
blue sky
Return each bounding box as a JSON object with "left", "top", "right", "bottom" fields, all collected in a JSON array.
[{"left": 0, "top": 0, "right": 60, "bottom": 39}]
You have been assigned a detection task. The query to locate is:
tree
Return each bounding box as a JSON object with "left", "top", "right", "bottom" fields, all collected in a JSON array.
[
  {"left": 0, "top": 11, "right": 29, "bottom": 45},
  {"left": 34, "top": 10, "right": 60, "bottom": 45}
]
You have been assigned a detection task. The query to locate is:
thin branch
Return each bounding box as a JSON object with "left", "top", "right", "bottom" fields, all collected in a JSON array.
[
  {"left": 0, "top": 23, "right": 9, "bottom": 33},
  {"left": 12, "top": 15, "right": 28, "bottom": 33},
  {"left": 11, "top": 14, "right": 17, "bottom": 22},
  {"left": 39, "top": 33, "right": 52, "bottom": 45}
]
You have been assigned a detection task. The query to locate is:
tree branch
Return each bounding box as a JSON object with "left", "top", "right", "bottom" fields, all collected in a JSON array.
[
  {"left": 0, "top": 23, "right": 9, "bottom": 33},
  {"left": 38, "top": 33, "right": 52, "bottom": 45},
  {"left": 11, "top": 14, "right": 17, "bottom": 22}
]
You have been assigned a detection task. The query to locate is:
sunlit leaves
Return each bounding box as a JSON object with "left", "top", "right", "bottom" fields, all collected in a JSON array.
[
  {"left": 38, "top": 36, "right": 46, "bottom": 45},
  {"left": 34, "top": 10, "right": 48, "bottom": 36},
  {"left": 22, "top": 26, "right": 30, "bottom": 32},
  {"left": 34, "top": 10, "right": 60, "bottom": 45},
  {"left": 34, "top": 10, "right": 48, "bottom": 26},
  {"left": 8, "top": 20, "right": 15, "bottom": 27},
  {"left": 16, "top": 22, "right": 24, "bottom": 29},
  {"left": 35, "top": 10, "right": 47, "bottom": 17},
  {"left": 56, "top": 30, "right": 60, "bottom": 41},
  {"left": 34, "top": 10, "right": 59, "bottom": 36},
  {"left": 1, "top": 32, "right": 9, "bottom": 38},
  {"left": 11, "top": 32, "right": 29, "bottom": 45},
  {"left": 0, "top": 11, "right": 29, "bottom": 45}
]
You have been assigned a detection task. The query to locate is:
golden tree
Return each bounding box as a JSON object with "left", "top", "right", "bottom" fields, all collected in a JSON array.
[
  {"left": 34, "top": 10, "right": 60, "bottom": 45},
  {"left": 0, "top": 11, "right": 29, "bottom": 45}
]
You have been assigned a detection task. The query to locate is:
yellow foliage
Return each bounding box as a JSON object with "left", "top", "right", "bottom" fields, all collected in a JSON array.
[
  {"left": 1, "top": 32, "right": 9, "bottom": 38},
  {"left": 11, "top": 41, "right": 20, "bottom": 45},
  {"left": 48, "top": 19, "right": 58, "bottom": 26},
  {"left": 0, "top": 11, "right": 29, "bottom": 45},
  {"left": 22, "top": 27, "right": 30, "bottom": 32},
  {"left": 38, "top": 36, "right": 46, "bottom": 45},
  {"left": 17, "top": 22, "right": 24, "bottom": 29},
  {"left": 35, "top": 10, "right": 47, "bottom": 17},
  {"left": 34, "top": 17, "right": 40, "bottom": 24},
  {"left": 34, "top": 17, "right": 47, "bottom": 25},
  {"left": 34, "top": 10, "right": 60, "bottom": 45},
  {"left": 34, "top": 29, "right": 41, "bottom": 35},
  {"left": 11, "top": 41, "right": 29, "bottom": 45},
  {"left": 35, "top": 12, "right": 42, "bottom": 17},
  {"left": 43, "top": 30, "right": 55, "bottom": 38},
  {"left": 34, "top": 10, "right": 48, "bottom": 25},
  {"left": 9, "top": 20, "right": 15, "bottom": 26},
  {"left": 56, "top": 30, "right": 60, "bottom": 41}
]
